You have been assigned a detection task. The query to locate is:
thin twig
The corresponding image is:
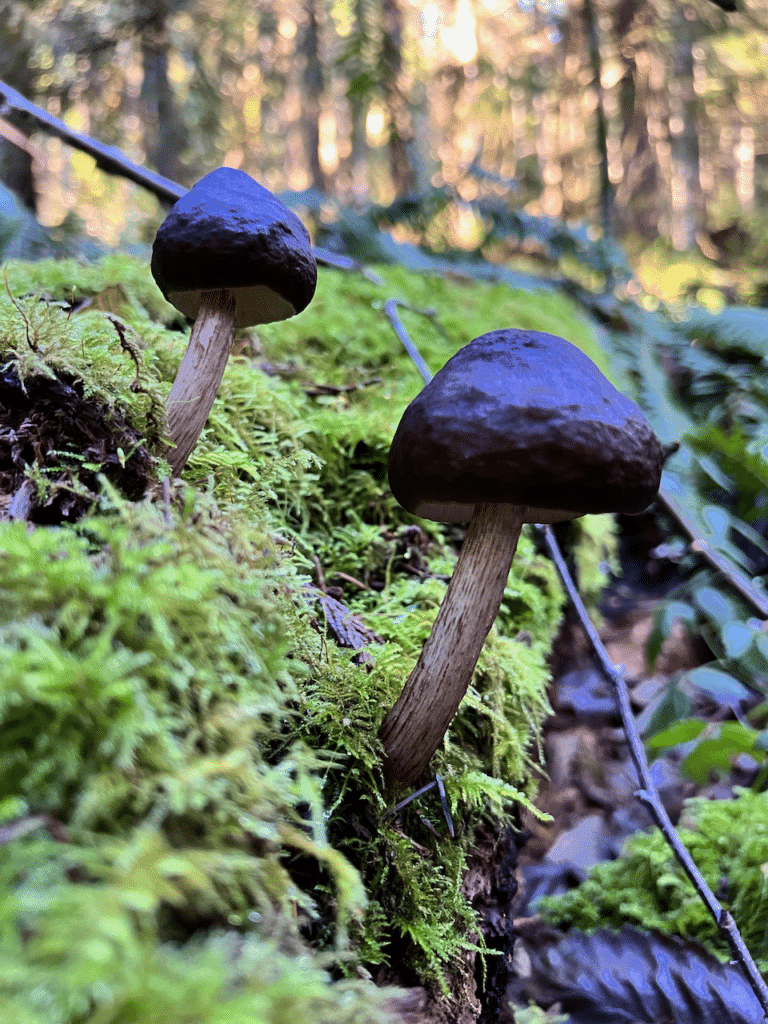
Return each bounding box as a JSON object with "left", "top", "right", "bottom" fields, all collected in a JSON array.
[
  {"left": 538, "top": 523, "right": 768, "bottom": 1018},
  {"left": 303, "top": 376, "right": 382, "bottom": 396},
  {"left": 383, "top": 300, "right": 435, "bottom": 384},
  {"left": 332, "top": 571, "right": 369, "bottom": 590},
  {"left": 313, "top": 554, "right": 327, "bottom": 592},
  {"left": 383, "top": 773, "right": 455, "bottom": 838},
  {"left": 434, "top": 773, "right": 455, "bottom": 838},
  {"left": 4, "top": 267, "right": 37, "bottom": 351}
]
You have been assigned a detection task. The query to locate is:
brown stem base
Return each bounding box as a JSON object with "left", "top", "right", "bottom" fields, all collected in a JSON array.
[{"left": 380, "top": 503, "right": 525, "bottom": 790}]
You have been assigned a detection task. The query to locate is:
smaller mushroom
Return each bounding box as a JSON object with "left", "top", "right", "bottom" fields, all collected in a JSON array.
[
  {"left": 151, "top": 167, "right": 317, "bottom": 474},
  {"left": 380, "top": 328, "right": 670, "bottom": 789}
]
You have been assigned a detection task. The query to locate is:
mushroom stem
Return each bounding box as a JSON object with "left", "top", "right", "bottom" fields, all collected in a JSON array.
[
  {"left": 165, "top": 288, "right": 237, "bottom": 475},
  {"left": 380, "top": 502, "right": 526, "bottom": 789}
]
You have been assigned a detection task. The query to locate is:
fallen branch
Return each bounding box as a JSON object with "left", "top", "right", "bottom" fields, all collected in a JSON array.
[
  {"left": 0, "top": 79, "right": 366, "bottom": 275},
  {"left": 383, "top": 300, "right": 438, "bottom": 385},
  {"left": 0, "top": 78, "right": 184, "bottom": 205}
]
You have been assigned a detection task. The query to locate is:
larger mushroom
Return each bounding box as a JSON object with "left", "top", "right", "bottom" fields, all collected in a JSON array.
[
  {"left": 380, "top": 328, "right": 669, "bottom": 789},
  {"left": 151, "top": 167, "right": 317, "bottom": 474}
]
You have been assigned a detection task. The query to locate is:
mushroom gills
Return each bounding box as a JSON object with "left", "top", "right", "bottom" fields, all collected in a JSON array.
[{"left": 166, "top": 283, "right": 296, "bottom": 328}]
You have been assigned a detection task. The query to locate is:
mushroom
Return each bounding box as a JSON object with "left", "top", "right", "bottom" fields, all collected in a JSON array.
[
  {"left": 380, "top": 328, "right": 669, "bottom": 789},
  {"left": 151, "top": 167, "right": 317, "bottom": 474}
]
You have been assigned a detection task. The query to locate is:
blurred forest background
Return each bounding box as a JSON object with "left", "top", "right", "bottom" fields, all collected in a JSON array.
[{"left": 1, "top": 0, "right": 767, "bottom": 305}]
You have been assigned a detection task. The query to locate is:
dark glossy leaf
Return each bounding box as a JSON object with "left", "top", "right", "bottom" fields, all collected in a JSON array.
[
  {"left": 521, "top": 927, "right": 762, "bottom": 1023},
  {"left": 646, "top": 602, "right": 698, "bottom": 668},
  {"left": 685, "top": 666, "right": 752, "bottom": 708},
  {"left": 694, "top": 586, "right": 737, "bottom": 625},
  {"left": 720, "top": 621, "right": 754, "bottom": 660},
  {"left": 701, "top": 504, "right": 731, "bottom": 541},
  {"left": 642, "top": 684, "right": 693, "bottom": 739}
]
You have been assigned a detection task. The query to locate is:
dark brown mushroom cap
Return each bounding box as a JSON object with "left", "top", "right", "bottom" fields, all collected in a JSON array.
[
  {"left": 151, "top": 167, "right": 317, "bottom": 328},
  {"left": 388, "top": 329, "right": 667, "bottom": 524}
]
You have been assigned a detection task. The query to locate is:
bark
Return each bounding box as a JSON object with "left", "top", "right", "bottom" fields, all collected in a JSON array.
[
  {"left": 0, "top": 132, "right": 36, "bottom": 211},
  {"left": 582, "top": 0, "right": 613, "bottom": 243},
  {"left": 0, "top": 2, "right": 37, "bottom": 212},
  {"left": 615, "top": 33, "right": 661, "bottom": 237},
  {"left": 140, "top": 10, "right": 187, "bottom": 182}
]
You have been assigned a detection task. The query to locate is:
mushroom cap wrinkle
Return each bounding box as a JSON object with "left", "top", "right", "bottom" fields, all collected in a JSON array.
[
  {"left": 388, "top": 329, "right": 666, "bottom": 524},
  {"left": 151, "top": 167, "right": 317, "bottom": 328}
]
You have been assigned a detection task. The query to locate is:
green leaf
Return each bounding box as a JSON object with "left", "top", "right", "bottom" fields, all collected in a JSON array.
[
  {"left": 681, "top": 305, "right": 768, "bottom": 358},
  {"left": 681, "top": 722, "right": 760, "bottom": 783},
  {"left": 756, "top": 633, "right": 768, "bottom": 665},
  {"left": 645, "top": 718, "right": 706, "bottom": 752},
  {"left": 720, "top": 621, "right": 755, "bottom": 660},
  {"left": 701, "top": 504, "right": 730, "bottom": 541},
  {"left": 690, "top": 428, "right": 768, "bottom": 523}
]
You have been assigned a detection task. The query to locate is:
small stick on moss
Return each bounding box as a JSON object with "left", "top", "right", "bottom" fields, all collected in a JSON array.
[
  {"left": 383, "top": 299, "right": 435, "bottom": 384},
  {"left": 332, "top": 571, "right": 369, "bottom": 590},
  {"left": 313, "top": 554, "right": 327, "bottom": 592}
]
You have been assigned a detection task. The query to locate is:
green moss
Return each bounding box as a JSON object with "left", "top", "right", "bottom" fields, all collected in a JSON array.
[
  {"left": 0, "top": 832, "right": 389, "bottom": 1024},
  {"left": 0, "top": 253, "right": 611, "bottom": 1013},
  {"left": 539, "top": 788, "right": 768, "bottom": 971},
  {"left": 0, "top": 487, "right": 389, "bottom": 1020}
]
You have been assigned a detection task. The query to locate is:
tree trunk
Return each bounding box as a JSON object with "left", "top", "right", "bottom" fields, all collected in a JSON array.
[
  {"left": 582, "top": 0, "right": 613, "bottom": 243},
  {"left": 614, "top": 32, "right": 661, "bottom": 239},
  {"left": 0, "top": 2, "right": 37, "bottom": 212},
  {"left": 668, "top": 6, "right": 702, "bottom": 251},
  {"left": 298, "top": 0, "right": 327, "bottom": 193},
  {"left": 140, "top": 10, "right": 187, "bottom": 182},
  {"left": 381, "top": 0, "right": 416, "bottom": 196},
  {"left": 0, "top": 131, "right": 36, "bottom": 212}
]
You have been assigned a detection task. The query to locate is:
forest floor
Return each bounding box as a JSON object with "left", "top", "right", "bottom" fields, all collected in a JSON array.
[{"left": 501, "top": 513, "right": 758, "bottom": 1021}]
